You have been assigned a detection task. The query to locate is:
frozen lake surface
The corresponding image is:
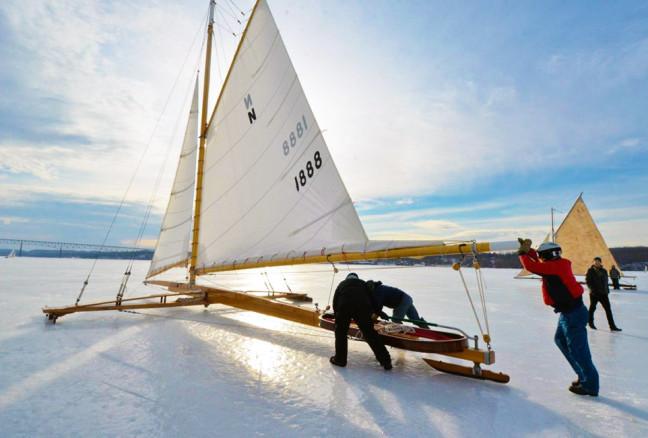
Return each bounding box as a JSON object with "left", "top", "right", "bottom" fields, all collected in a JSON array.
[{"left": 1, "top": 257, "right": 647, "bottom": 437}]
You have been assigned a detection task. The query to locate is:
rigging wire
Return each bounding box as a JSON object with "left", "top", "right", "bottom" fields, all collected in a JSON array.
[
  {"left": 215, "top": 6, "right": 238, "bottom": 36},
  {"left": 325, "top": 258, "right": 339, "bottom": 307},
  {"left": 452, "top": 249, "right": 492, "bottom": 348},
  {"left": 217, "top": 1, "right": 242, "bottom": 24},
  {"left": 279, "top": 270, "right": 293, "bottom": 293},
  {"left": 474, "top": 259, "right": 491, "bottom": 340},
  {"left": 226, "top": 0, "right": 247, "bottom": 16},
  {"left": 117, "top": 63, "right": 202, "bottom": 303},
  {"left": 75, "top": 5, "right": 211, "bottom": 306}
]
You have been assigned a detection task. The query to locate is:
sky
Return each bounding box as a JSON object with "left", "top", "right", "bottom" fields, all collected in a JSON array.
[{"left": 1, "top": 0, "right": 648, "bottom": 249}]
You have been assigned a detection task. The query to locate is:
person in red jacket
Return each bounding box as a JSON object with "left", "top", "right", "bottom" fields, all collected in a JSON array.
[{"left": 518, "top": 238, "right": 599, "bottom": 396}]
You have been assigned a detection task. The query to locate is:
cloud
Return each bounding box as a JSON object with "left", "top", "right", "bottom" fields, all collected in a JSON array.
[
  {"left": 0, "top": 216, "right": 30, "bottom": 225},
  {"left": 607, "top": 137, "right": 644, "bottom": 155},
  {"left": 120, "top": 237, "right": 158, "bottom": 249},
  {"left": 395, "top": 198, "right": 414, "bottom": 206},
  {"left": 0, "top": 0, "right": 216, "bottom": 208}
]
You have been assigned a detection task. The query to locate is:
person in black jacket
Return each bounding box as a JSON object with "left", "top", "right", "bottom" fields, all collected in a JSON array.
[
  {"left": 586, "top": 257, "right": 622, "bottom": 332},
  {"left": 609, "top": 265, "right": 621, "bottom": 290},
  {"left": 330, "top": 273, "right": 392, "bottom": 370},
  {"left": 366, "top": 280, "right": 429, "bottom": 328}
]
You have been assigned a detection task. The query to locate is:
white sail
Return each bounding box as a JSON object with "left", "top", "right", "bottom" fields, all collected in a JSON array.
[
  {"left": 147, "top": 78, "right": 200, "bottom": 278},
  {"left": 196, "top": 0, "right": 368, "bottom": 272},
  {"left": 516, "top": 194, "right": 622, "bottom": 277}
]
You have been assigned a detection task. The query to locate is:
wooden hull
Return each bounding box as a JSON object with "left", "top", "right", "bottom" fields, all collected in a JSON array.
[
  {"left": 43, "top": 283, "right": 508, "bottom": 383},
  {"left": 319, "top": 314, "right": 468, "bottom": 354}
]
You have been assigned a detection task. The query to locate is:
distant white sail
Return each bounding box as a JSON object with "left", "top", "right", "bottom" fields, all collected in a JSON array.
[
  {"left": 516, "top": 194, "right": 622, "bottom": 277},
  {"left": 196, "top": 0, "right": 367, "bottom": 272},
  {"left": 147, "top": 78, "right": 200, "bottom": 278}
]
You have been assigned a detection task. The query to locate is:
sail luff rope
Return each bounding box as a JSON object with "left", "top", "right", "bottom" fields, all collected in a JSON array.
[{"left": 75, "top": 6, "right": 210, "bottom": 305}]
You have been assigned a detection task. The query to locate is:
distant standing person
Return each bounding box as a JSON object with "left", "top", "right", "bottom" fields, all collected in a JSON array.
[
  {"left": 329, "top": 273, "right": 392, "bottom": 370},
  {"left": 609, "top": 265, "right": 621, "bottom": 290},
  {"left": 586, "top": 257, "right": 622, "bottom": 332},
  {"left": 365, "top": 280, "right": 430, "bottom": 328},
  {"left": 518, "top": 238, "right": 599, "bottom": 396}
]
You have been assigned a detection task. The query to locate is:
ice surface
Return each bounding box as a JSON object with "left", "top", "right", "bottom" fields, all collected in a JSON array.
[{"left": 1, "top": 257, "right": 647, "bottom": 437}]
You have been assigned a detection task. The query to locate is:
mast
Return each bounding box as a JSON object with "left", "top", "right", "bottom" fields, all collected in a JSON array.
[{"left": 189, "top": 0, "right": 216, "bottom": 285}]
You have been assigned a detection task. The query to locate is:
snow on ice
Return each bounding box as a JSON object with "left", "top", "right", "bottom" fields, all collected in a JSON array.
[{"left": 1, "top": 257, "right": 647, "bottom": 436}]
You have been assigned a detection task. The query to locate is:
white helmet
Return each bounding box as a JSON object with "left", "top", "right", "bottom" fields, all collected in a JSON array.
[{"left": 538, "top": 242, "right": 561, "bottom": 260}]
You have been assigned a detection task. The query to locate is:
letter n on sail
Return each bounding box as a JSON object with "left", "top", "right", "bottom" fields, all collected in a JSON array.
[{"left": 244, "top": 93, "right": 256, "bottom": 124}]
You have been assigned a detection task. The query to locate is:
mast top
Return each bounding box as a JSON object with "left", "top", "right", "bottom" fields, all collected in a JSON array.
[{"left": 209, "top": 0, "right": 216, "bottom": 25}]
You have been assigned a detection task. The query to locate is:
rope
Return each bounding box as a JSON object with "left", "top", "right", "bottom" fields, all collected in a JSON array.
[
  {"left": 280, "top": 271, "right": 293, "bottom": 293},
  {"left": 116, "top": 22, "right": 207, "bottom": 303},
  {"left": 326, "top": 259, "right": 338, "bottom": 307},
  {"left": 474, "top": 259, "right": 491, "bottom": 339},
  {"left": 454, "top": 262, "right": 485, "bottom": 337},
  {"left": 75, "top": 5, "right": 210, "bottom": 306},
  {"left": 261, "top": 271, "right": 274, "bottom": 294}
]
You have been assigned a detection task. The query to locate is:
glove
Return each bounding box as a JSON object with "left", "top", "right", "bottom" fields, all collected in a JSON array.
[{"left": 517, "top": 237, "right": 532, "bottom": 255}]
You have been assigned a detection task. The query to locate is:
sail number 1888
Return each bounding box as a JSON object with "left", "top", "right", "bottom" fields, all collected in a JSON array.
[
  {"left": 294, "top": 151, "right": 322, "bottom": 192},
  {"left": 282, "top": 115, "right": 308, "bottom": 156}
]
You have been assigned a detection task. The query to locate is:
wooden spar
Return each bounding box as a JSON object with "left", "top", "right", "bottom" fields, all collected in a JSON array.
[
  {"left": 42, "top": 283, "right": 499, "bottom": 367},
  {"left": 189, "top": 0, "right": 216, "bottom": 285},
  {"left": 189, "top": 0, "right": 262, "bottom": 285},
  {"left": 43, "top": 283, "right": 320, "bottom": 326},
  {"left": 196, "top": 241, "right": 511, "bottom": 275}
]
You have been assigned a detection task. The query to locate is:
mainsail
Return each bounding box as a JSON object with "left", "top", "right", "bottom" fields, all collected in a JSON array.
[
  {"left": 517, "top": 194, "right": 621, "bottom": 277},
  {"left": 196, "top": 0, "right": 370, "bottom": 273},
  {"left": 145, "top": 0, "right": 516, "bottom": 278},
  {"left": 147, "top": 78, "right": 200, "bottom": 278}
]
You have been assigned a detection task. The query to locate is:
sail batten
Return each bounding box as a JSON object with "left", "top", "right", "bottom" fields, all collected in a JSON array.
[{"left": 147, "top": 78, "right": 200, "bottom": 279}]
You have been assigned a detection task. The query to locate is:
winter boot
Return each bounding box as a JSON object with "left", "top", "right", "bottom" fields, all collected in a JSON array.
[
  {"left": 588, "top": 322, "right": 597, "bottom": 330},
  {"left": 610, "top": 326, "right": 622, "bottom": 332},
  {"left": 569, "top": 383, "right": 598, "bottom": 397},
  {"left": 329, "top": 356, "right": 346, "bottom": 367}
]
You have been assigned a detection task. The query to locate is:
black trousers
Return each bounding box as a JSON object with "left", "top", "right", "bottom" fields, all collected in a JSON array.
[
  {"left": 611, "top": 278, "right": 620, "bottom": 290},
  {"left": 334, "top": 291, "right": 390, "bottom": 366},
  {"left": 588, "top": 293, "right": 617, "bottom": 328}
]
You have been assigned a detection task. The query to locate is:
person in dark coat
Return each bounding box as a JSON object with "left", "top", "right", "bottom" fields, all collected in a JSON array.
[
  {"left": 330, "top": 273, "right": 392, "bottom": 370},
  {"left": 518, "top": 238, "right": 599, "bottom": 396},
  {"left": 365, "top": 280, "right": 429, "bottom": 328},
  {"left": 609, "top": 265, "right": 621, "bottom": 290},
  {"left": 586, "top": 257, "right": 622, "bottom": 331}
]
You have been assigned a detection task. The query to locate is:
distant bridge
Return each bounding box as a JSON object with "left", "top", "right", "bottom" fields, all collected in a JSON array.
[{"left": 0, "top": 238, "right": 148, "bottom": 257}]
